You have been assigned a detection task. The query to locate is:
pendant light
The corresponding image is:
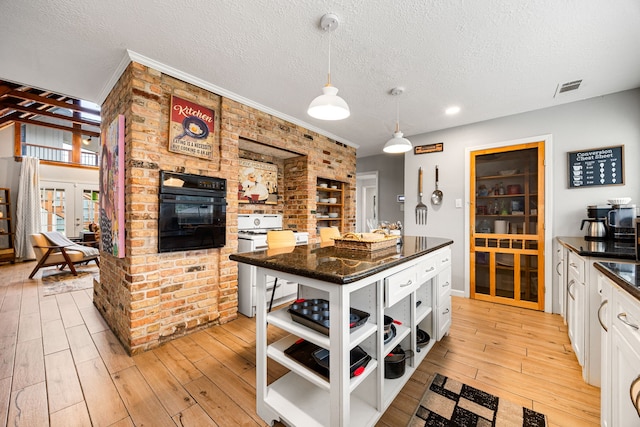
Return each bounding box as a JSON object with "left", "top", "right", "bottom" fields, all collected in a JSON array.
[
  {"left": 307, "top": 13, "right": 350, "bottom": 121},
  {"left": 383, "top": 87, "right": 412, "bottom": 153}
]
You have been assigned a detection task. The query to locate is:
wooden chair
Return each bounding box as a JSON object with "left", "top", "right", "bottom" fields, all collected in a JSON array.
[
  {"left": 320, "top": 227, "right": 341, "bottom": 245},
  {"left": 266, "top": 230, "right": 296, "bottom": 312},
  {"left": 29, "top": 232, "right": 100, "bottom": 279}
]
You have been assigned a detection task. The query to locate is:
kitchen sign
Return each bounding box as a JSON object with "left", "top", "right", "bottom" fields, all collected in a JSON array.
[
  {"left": 568, "top": 145, "right": 624, "bottom": 188},
  {"left": 168, "top": 96, "right": 215, "bottom": 159}
]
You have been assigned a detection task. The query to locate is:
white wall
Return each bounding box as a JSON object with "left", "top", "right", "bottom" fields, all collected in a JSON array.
[
  {"left": 356, "top": 153, "right": 404, "bottom": 227},
  {"left": 403, "top": 88, "right": 640, "bottom": 304}
]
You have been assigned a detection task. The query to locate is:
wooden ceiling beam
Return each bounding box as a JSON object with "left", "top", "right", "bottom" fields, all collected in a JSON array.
[
  {"left": 9, "top": 117, "right": 100, "bottom": 137},
  {"left": 5, "top": 90, "right": 100, "bottom": 115},
  {"left": 0, "top": 102, "right": 101, "bottom": 127}
]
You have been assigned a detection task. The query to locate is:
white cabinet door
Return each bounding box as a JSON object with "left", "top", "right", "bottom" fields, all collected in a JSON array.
[
  {"left": 436, "top": 266, "right": 452, "bottom": 340},
  {"left": 611, "top": 329, "right": 640, "bottom": 427},
  {"left": 598, "top": 273, "right": 613, "bottom": 427},
  {"left": 611, "top": 288, "right": 640, "bottom": 427},
  {"left": 567, "top": 271, "right": 585, "bottom": 366}
]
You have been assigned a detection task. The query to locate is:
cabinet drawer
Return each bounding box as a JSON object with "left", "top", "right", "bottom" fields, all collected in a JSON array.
[
  {"left": 437, "top": 295, "right": 452, "bottom": 340},
  {"left": 385, "top": 266, "right": 418, "bottom": 307},
  {"left": 612, "top": 289, "right": 640, "bottom": 349},
  {"left": 436, "top": 247, "right": 451, "bottom": 268},
  {"left": 438, "top": 266, "right": 452, "bottom": 301},
  {"left": 418, "top": 255, "right": 438, "bottom": 283},
  {"left": 567, "top": 251, "right": 585, "bottom": 283}
]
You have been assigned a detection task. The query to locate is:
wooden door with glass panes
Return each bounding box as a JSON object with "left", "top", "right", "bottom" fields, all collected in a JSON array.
[{"left": 470, "top": 141, "right": 545, "bottom": 310}]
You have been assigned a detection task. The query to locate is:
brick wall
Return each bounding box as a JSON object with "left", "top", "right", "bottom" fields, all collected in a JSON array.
[{"left": 97, "top": 62, "right": 356, "bottom": 354}]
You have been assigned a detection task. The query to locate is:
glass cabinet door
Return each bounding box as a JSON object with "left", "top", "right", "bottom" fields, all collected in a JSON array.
[{"left": 470, "top": 142, "right": 544, "bottom": 310}]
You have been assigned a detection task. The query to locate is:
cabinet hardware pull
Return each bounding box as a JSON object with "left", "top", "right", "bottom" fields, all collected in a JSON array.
[
  {"left": 425, "top": 267, "right": 435, "bottom": 272},
  {"left": 630, "top": 375, "right": 640, "bottom": 417},
  {"left": 442, "top": 281, "right": 449, "bottom": 288},
  {"left": 568, "top": 281, "right": 575, "bottom": 300},
  {"left": 400, "top": 280, "right": 413, "bottom": 287},
  {"left": 442, "top": 258, "right": 449, "bottom": 263},
  {"left": 597, "top": 300, "right": 608, "bottom": 332},
  {"left": 570, "top": 262, "right": 577, "bottom": 268},
  {"left": 617, "top": 312, "right": 639, "bottom": 330},
  {"left": 556, "top": 261, "right": 562, "bottom": 275},
  {"left": 443, "top": 308, "right": 450, "bottom": 314}
]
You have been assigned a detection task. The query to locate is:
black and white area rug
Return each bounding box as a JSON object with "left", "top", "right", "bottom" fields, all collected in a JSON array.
[{"left": 409, "top": 373, "right": 547, "bottom": 427}]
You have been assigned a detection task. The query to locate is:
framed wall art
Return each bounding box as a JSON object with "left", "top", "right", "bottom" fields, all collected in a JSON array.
[
  {"left": 238, "top": 159, "right": 278, "bottom": 204},
  {"left": 567, "top": 145, "right": 624, "bottom": 188},
  {"left": 168, "top": 95, "right": 215, "bottom": 160},
  {"left": 100, "top": 114, "right": 125, "bottom": 258}
]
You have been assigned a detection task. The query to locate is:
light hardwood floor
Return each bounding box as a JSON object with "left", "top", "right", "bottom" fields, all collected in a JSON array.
[{"left": 0, "top": 260, "right": 599, "bottom": 426}]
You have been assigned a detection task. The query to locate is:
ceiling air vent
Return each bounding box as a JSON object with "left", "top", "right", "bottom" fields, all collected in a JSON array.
[{"left": 554, "top": 79, "right": 582, "bottom": 97}]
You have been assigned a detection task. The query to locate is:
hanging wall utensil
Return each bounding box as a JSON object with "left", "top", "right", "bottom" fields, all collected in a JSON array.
[
  {"left": 415, "top": 167, "right": 428, "bottom": 224},
  {"left": 431, "top": 165, "right": 443, "bottom": 205}
]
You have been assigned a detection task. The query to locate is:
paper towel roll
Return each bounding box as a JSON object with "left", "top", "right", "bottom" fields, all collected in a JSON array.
[{"left": 494, "top": 220, "right": 508, "bottom": 234}]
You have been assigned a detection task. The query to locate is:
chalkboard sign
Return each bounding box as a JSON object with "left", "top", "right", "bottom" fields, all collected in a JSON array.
[{"left": 568, "top": 145, "right": 624, "bottom": 188}]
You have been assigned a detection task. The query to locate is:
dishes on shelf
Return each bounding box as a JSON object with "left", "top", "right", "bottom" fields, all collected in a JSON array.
[
  {"left": 498, "top": 169, "right": 517, "bottom": 175},
  {"left": 328, "top": 213, "right": 339, "bottom": 218},
  {"left": 319, "top": 198, "right": 329, "bottom": 203},
  {"left": 328, "top": 197, "right": 337, "bottom": 204},
  {"left": 506, "top": 184, "right": 521, "bottom": 194},
  {"left": 319, "top": 183, "right": 328, "bottom": 188}
]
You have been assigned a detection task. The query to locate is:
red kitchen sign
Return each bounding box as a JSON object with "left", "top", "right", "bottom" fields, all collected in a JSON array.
[{"left": 168, "top": 95, "right": 215, "bottom": 159}]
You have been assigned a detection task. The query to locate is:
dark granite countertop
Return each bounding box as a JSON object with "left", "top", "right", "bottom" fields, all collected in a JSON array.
[
  {"left": 594, "top": 262, "right": 640, "bottom": 301},
  {"left": 557, "top": 236, "right": 636, "bottom": 260},
  {"left": 230, "top": 236, "right": 454, "bottom": 284}
]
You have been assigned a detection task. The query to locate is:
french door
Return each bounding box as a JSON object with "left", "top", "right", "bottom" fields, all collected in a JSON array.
[
  {"left": 40, "top": 181, "right": 99, "bottom": 238},
  {"left": 470, "top": 141, "right": 545, "bottom": 310}
]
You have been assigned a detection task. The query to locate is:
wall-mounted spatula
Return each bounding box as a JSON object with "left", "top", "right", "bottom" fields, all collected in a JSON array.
[
  {"left": 415, "top": 167, "right": 428, "bottom": 224},
  {"left": 431, "top": 165, "right": 443, "bottom": 205}
]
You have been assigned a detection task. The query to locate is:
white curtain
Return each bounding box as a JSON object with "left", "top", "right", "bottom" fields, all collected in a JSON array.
[{"left": 15, "top": 157, "right": 42, "bottom": 260}]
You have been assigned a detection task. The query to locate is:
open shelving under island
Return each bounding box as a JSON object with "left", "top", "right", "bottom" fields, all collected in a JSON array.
[{"left": 230, "top": 236, "right": 454, "bottom": 427}]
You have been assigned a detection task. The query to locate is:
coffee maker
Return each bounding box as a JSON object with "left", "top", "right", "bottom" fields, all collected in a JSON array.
[
  {"left": 607, "top": 204, "right": 636, "bottom": 242},
  {"left": 583, "top": 205, "right": 609, "bottom": 240}
]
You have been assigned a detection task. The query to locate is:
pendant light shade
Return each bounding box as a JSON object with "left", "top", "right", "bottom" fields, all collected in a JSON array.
[
  {"left": 308, "top": 85, "right": 350, "bottom": 120},
  {"left": 307, "top": 13, "right": 350, "bottom": 121},
  {"left": 383, "top": 87, "right": 412, "bottom": 154}
]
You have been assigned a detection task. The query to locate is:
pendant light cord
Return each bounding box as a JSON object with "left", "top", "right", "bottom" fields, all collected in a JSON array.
[
  {"left": 395, "top": 98, "right": 401, "bottom": 133},
  {"left": 326, "top": 25, "right": 332, "bottom": 85}
]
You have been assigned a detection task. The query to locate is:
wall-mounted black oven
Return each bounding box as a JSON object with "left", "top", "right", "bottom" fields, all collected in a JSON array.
[{"left": 159, "top": 171, "right": 227, "bottom": 253}]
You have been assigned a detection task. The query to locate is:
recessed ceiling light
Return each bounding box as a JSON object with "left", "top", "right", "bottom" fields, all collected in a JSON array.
[{"left": 445, "top": 106, "right": 460, "bottom": 115}]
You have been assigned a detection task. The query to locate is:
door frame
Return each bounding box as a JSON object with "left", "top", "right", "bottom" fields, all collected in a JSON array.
[
  {"left": 464, "top": 134, "right": 554, "bottom": 312},
  {"left": 356, "top": 172, "right": 379, "bottom": 233}
]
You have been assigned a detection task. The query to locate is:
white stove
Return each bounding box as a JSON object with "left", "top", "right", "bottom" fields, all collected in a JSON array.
[{"left": 237, "top": 214, "right": 309, "bottom": 317}]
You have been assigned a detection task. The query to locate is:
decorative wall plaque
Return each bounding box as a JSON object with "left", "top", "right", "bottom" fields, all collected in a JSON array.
[
  {"left": 168, "top": 96, "right": 215, "bottom": 159},
  {"left": 567, "top": 145, "right": 624, "bottom": 188},
  {"left": 414, "top": 143, "right": 444, "bottom": 155},
  {"left": 238, "top": 159, "right": 278, "bottom": 204}
]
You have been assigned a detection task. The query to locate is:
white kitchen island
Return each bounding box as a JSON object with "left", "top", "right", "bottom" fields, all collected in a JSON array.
[{"left": 230, "top": 236, "right": 454, "bottom": 427}]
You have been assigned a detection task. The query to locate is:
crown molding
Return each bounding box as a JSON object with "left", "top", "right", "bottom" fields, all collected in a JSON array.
[{"left": 99, "top": 50, "right": 358, "bottom": 150}]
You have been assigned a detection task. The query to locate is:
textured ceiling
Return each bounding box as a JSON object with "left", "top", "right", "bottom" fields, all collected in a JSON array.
[{"left": 1, "top": 0, "right": 639, "bottom": 157}]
